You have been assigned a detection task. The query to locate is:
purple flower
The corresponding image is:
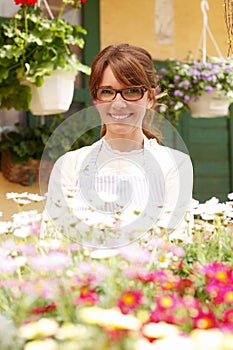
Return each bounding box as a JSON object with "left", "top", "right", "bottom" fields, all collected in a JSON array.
[
  {"left": 159, "top": 68, "right": 167, "bottom": 73},
  {"left": 174, "top": 75, "right": 181, "bottom": 81},
  {"left": 204, "top": 85, "right": 214, "bottom": 93},
  {"left": 174, "top": 90, "right": 184, "bottom": 97}
]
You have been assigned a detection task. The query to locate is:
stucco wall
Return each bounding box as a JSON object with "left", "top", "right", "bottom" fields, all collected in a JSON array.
[{"left": 100, "top": 0, "right": 228, "bottom": 61}]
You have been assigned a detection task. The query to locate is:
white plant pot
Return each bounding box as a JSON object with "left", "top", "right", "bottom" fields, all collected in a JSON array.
[
  {"left": 188, "top": 90, "right": 230, "bottom": 118},
  {"left": 23, "top": 70, "right": 76, "bottom": 116}
]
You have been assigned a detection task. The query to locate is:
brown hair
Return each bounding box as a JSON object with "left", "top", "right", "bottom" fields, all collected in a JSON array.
[{"left": 89, "top": 43, "right": 161, "bottom": 143}]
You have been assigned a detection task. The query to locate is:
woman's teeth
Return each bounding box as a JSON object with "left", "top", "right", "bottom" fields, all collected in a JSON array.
[{"left": 111, "top": 114, "right": 130, "bottom": 120}]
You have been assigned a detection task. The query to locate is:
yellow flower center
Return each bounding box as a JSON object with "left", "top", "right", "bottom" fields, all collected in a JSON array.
[
  {"left": 224, "top": 291, "right": 233, "bottom": 303},
  {"left": 123, "top": 294, "right": 135, "bottom": 305},
  {"left": 216, "top": 271, "right": 227, "bottom": 282},
  {"left": 196, "top": 317, "right": 213, "bottom": 329},
  {"left": 160, "top": 296, "right": 173, "bottom": 308}
]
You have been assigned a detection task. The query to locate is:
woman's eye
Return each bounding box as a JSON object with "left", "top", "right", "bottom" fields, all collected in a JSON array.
[
  {"left": 126, "top": 88, "right": 140, "bottom": 94},
  {"left": 101, "top": 89, "right": 113, "bottom": 95}
]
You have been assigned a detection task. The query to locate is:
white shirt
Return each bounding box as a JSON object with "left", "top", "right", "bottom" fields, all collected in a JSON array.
[{"left": 43, "top": 136, "right": 193, "bottom": 247}]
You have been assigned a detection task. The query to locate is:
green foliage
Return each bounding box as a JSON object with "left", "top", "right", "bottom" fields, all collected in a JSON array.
[
  {"left": 0, "top": 4, "right": 90, "bottom": 111},
  {"left": 0, "top": 115, "right": 97, "bottom": 163}
]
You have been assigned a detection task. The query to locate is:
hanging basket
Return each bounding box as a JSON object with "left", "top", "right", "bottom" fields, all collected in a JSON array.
[
  {"left": 188, "top": 90, "right": 231, "bottom": 118},
  {"left": 22, "top": 70, "right": 77, "bottom": 116}
]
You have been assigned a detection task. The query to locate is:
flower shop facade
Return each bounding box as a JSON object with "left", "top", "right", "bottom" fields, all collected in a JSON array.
[{"left": 1, "top": 0, "right": 233, "bottom": 202}]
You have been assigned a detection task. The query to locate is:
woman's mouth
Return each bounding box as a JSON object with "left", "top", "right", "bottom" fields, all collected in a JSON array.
[{"left": 109, "top": 113, "right": 132, "bottom": 120}]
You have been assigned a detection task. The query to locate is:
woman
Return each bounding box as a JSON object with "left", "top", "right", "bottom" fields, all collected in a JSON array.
[{"left": 42, "top": 43, "right": 193, "bottom": 247}]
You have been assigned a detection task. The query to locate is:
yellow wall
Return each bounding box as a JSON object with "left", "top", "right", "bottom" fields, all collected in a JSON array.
[{"left": 100, "top": 0, "right": 229, "bottom": 61}]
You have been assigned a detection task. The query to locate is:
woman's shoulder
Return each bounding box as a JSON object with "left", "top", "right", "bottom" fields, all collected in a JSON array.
[
  {"left": 148, "top": 137, "right": 192, "bottom": 170},
  {"left": 54, "top": 139, "right": 101, "bottom": 169}
]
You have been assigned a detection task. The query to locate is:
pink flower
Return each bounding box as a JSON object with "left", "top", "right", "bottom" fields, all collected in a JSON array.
[
  {"left": 123, "top": 266, "right": 156, "bottom": 283},
  {"left": 28, "top": 252, "right": 71, "bottom": 272},
  {"left": 20, "top": 278, "right": 59, "bottom": 299},
  {"left": 155, "top": 294, "right": 180, "bottom": 311},
  {"left": 74, "top": 286, "right": 99, "bottom": 305},
  {"left": 193, "top": 309, "right": 218, "bottom": 329},
  {"left": 0, "top": 256, "right": 26, "bottom": 274},
  {"left": 201, "top": 262, "right": 233, "bottom": 285},
  {"left": 223, "top": 309, "right": 233, "bottom": 325},
  {"left": 117, "top": 290, "right": 143, "bottom": 314},
  {"left": 119, "top": 243, "right": 150, "bottom": 264},
  {"left": 75, "top": 261, "right": 109, "bottom": 285}
]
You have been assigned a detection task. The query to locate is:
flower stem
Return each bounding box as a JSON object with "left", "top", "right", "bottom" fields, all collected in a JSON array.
[{"left": 57, "top": 4, "right": 65, "bottom": 20}]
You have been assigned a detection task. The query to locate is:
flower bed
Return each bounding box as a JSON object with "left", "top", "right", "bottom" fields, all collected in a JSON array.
[{"left": 0, "top": 193, "right": 233, "bottom": 349}]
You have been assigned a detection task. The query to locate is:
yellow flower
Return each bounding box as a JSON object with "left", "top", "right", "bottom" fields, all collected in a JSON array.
[
  {"left": 18, "top": 318, "right": 58, "bottom": 340},
  {"left": 142, "top": 322, "right": 179, "bottom": 340},
  {"left": 24, "top": 339, "right": 58, "bottom": 350},
  {"left": 79, "top": 306, "right": 141, "bottom": 330},
  {"left": 191, "top": 329, "right": 224, "bottom": 350},
  {"left": 55, "top": 323, "right": 87, "bottom": 340}
]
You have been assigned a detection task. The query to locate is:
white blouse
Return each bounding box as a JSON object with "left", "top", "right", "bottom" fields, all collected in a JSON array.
[{"left": 43, "top": 136, "right": 193, "bottom": 247}]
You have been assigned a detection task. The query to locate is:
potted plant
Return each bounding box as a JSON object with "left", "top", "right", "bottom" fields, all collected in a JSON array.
[
  {"left": 0, "top": 0, "right": 90, "bottom": 115},
  {"left": 157, "top": 56, "right": 233, "bottom": 125}
]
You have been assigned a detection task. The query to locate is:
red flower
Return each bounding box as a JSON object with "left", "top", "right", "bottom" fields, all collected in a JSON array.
[
  {"left": 117, "top": 290, "right": 143, "bottom": 314},
  {"left": 14, "top": 0, "right": 38, "bottom": 5},
  {"left": 81, "top": 0, "right": 87, "bottom": 2},
  {"left": 31, "top": 302, "right": 56, "bottom": 315}
]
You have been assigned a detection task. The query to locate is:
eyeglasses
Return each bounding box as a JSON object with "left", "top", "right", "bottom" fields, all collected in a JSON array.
[{"left": 95, "top": 87, "right": 148, "bottom": 102}]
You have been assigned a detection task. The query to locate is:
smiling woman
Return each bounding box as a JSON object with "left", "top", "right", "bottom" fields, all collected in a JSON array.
[{"left": 42, "top": 43, "right": 193, "bottom": 248}]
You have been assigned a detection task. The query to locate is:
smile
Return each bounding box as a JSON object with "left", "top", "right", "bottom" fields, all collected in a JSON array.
[{"left": 109, "top": 113, "right": 132, "bottom": 120}]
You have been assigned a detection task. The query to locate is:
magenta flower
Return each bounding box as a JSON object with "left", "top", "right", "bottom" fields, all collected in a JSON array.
[
  {"left": 117, "top": 290, "right": 143, "bottom": 314},
  {"left": 193, "top": 309, "right": 218, "bottom": 329},
  {"left": 74, "top": 286, "right": 100, "bottom": 305}
]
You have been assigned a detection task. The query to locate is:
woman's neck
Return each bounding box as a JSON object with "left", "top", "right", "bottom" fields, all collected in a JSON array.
[{"left": 104, "top": 132, "right": 144, "bottom": 152}]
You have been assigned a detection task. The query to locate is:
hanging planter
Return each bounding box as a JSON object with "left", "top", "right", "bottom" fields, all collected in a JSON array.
[
  {"left": 21, "top": 70, "right": 77, "bottom": 116},
  {"left": 0, "top": 0, "right": 90, "bottom": 113},
  {"left": 156, "top": 0, "right": 233, "bottom": 125},
  {"left": 188, "top": 90, "right": 231, "bottom": 118}
]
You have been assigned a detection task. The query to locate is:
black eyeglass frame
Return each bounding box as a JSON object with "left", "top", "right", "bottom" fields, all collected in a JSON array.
[{"left": 95, "top": 87, "right": 148, "bottom": 102}]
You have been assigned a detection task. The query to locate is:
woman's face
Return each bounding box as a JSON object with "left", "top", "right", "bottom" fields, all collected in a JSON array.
[{"left": 95, "top": 66, "right": 153, "bottom": 142}]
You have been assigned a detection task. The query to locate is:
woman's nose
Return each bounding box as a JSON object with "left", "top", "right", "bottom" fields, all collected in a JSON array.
[{"left": 111, "top": 100, "right": 127, "bottom": 109}]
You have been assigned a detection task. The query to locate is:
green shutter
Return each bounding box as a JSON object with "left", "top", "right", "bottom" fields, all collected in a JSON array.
[
  {"left": 154, "top": 59, "right": 233, "bottom": 202},
  {"left": 73, "top": 0, "right": 100, "bottom": 106}
]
